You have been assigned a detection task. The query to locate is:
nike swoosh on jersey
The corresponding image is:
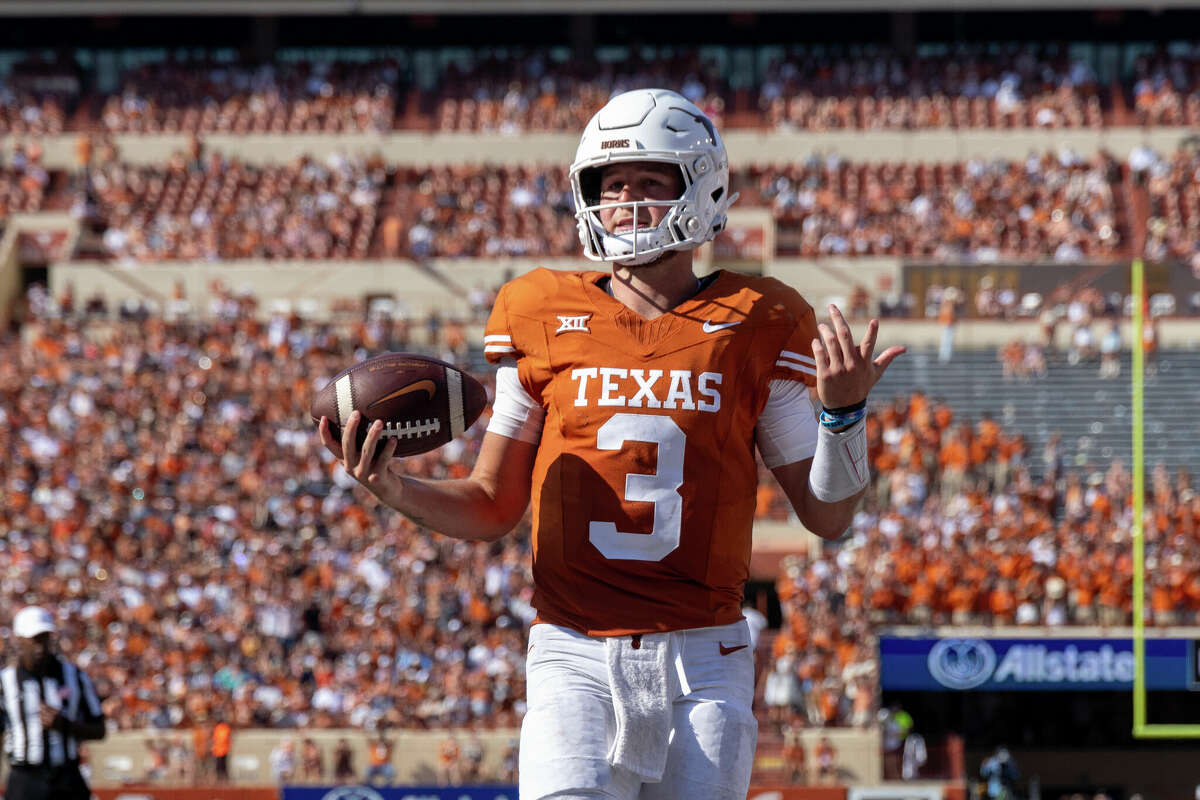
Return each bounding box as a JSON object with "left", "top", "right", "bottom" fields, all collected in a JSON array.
[
  {"left": 718, "top": 643, "right": 749, "bottom": 656},
  {"left": 702, "top": 320, "right": 742, "bottom": 333},
  {"left": 367, "top": 378, "right": 437, "bottom": 408}
]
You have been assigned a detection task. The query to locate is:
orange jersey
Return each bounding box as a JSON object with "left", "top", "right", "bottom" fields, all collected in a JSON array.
[{"left": 484, "top": 268, "right": 818, "bottom": 636}]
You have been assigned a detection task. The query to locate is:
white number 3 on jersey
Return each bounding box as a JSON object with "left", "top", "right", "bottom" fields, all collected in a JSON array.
[{"left": 588, "top": 413, "right": 685, "bottom": 561}]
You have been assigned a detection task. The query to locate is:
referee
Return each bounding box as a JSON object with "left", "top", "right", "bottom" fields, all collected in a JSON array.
[{"left": 1, "top": 606, "right": 105, "bottom": 800}]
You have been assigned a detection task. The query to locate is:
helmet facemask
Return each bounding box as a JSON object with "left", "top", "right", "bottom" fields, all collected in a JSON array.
[
  {"left": 572, "top": 161, "right": 697, "bottom": 266},
  {"left": 568, "top": 89, "right": 737, "bottom": 267}
]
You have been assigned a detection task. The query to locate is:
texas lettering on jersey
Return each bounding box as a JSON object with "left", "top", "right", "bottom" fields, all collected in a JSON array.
[
  {"left": 570, "top": 367, "right": 723, "bottom": 412},
  {"left": 484, "top": 268, "right": 819, "bottom": 636}
]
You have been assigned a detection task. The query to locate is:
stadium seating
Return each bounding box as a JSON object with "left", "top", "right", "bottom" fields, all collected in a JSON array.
[
  {"left": 83, "top": 152, "right": 382, "bottom": 261},
  {"left": 3, "top": 151, "right": 1148, "bottom": 264},
  {"left": 2, "top": 44, "right": 1200, "bottom": 134},
  {"left": 93, "top": 60, "right": 400, "bottom": 135},
  {"left": 1144, "top": 148, "right": 1200, "bottom": 266}
]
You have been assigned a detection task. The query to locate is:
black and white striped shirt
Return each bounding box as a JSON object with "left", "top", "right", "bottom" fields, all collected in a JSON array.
[{"left": 0, "top": 657, "right": 104, "bottom": 767}]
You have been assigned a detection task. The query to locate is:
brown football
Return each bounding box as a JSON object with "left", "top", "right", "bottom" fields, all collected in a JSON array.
[{"left": 311, "top": 352, "right": 488, "bottom": 458}]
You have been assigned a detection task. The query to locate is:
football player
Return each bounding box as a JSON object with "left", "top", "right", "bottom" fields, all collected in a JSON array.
[{"left": 319, "top": 88, "right": 904, "bottom": 800}]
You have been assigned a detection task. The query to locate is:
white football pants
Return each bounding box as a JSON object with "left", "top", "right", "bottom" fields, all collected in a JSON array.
[{"left": 519, "top": 619, "right": 757, "bottom": 800}]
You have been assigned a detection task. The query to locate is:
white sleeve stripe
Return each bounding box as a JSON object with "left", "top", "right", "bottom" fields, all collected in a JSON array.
[
  {"left": 779, "top": 350, "right": 816, "bottom": 365},
  {"left": 775, "top": 359, "right": 817, "bottom": 376},
  {"left": 485, "top": 345, "right": 517, "bottom": 354},
  {"left": 483, "top": 335, "right": 512, "bottom": 343}
]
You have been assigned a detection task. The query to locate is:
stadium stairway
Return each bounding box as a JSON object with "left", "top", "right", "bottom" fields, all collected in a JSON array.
[{"left": 871, "top": 346, "right": 1200, "bottom": 481}]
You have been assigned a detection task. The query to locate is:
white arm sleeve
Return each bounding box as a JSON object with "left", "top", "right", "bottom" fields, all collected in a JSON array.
[
  {"left": 808, "top": 418, "right": 870, "bottom": 502},
  {"left": 485, "top": 358, "right": 545, "bottom": 444},
  {"left": 755, "top": 379, "right": 819, "bottom": 468}
]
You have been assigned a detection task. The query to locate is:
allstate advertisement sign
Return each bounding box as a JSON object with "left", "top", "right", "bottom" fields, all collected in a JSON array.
[
  {"left": 282, "top": 787, "right": 517, "bottom": 800},
  {"left": 880, "top": 636, "right": 1190, "bottom": 691}
]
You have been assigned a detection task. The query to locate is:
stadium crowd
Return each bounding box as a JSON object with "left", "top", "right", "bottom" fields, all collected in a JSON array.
[
  {"left": 1, "top": 284, "right": 1196, "bottom": 752},
  {"left": 432, "top": 50, "right": 727, "bottom": 134},
  {"left": 2, "top": 44, "right": 1200, "bottom": 134},
  {"left": 757, "top": 46, "right": 1103, "bottom": 130},
  {"left": 1, "top": 288, "right": 525, "bottom": 737},
  {"left": 1130, "top": 48, "right": 1200, "bottom": 127},
  {"left": 0, "top": 143, "right": 53, "bottom": 219},
  {"left": 22, "top": 148, "right": 1139, "bottom": 263},
  {"left": 1142, "top": 147, "right": 1200, "bottom": 270},
  {"left": 95, "top": 59, "right": 400, "bottom": 135},
  {"left": 734, "top": 149, "right": 1123, "bottom": 259},
  {"left": 84, "top": 149, "right": 383, "bottom": 261}
]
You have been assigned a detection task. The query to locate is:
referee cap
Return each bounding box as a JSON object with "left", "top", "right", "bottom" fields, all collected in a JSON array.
[{"left": 14, "top": 606, "right": 56, "bottom": 639}]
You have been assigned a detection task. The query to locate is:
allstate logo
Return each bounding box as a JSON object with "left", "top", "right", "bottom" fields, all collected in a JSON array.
[
  {"left": 319, "top": 787, "right": 387, "bottom": 800},
  {"left": 928, "top": 638, "right": 997, "bottom": 690}
]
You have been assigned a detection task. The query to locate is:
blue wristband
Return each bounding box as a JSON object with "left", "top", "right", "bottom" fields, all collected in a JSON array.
[{"left": 819, "top": 408, "right": 866, "bottom": 429}]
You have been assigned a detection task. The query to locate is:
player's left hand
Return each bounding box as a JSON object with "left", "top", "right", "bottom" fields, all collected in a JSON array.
[{"left": 812, "top": 304, "right": 906, "bottom": 409}]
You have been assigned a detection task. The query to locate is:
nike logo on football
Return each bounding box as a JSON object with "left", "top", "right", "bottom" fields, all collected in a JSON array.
[
  {"left": 702, "top": 320, "right": 742, "bottom": 333},
  {"left": 367, "top": 379, "right": 437, "bottom": 408},
  {"left": 719, "top": 643, "right": 749, "bottom": 656}
]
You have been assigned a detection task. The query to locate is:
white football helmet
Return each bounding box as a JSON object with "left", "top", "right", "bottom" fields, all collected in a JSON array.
[{"left": 569, "top": 88, "right": 737, "bottom": 266}]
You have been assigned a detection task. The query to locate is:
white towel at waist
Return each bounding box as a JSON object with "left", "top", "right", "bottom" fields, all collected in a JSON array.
[{"left": 604, "top": 633, "right": 674, "bottom": 783}]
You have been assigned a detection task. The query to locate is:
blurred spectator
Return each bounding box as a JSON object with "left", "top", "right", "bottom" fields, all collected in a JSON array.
[
  {"left": 462, "top": 729, "right": 486, "bottom": 784},
  {"left": 902, "top": 731, "right": 928, "bottom": 780},
  {"left": 143, "top": 737, "right": 169, "bottom": 782},
  {"left": 815, "top": 736, "right": 838, "bottom": 784},
  {"left": 333, "top": 738, "right": 356, "bottom": 783},
  {"left": 781, "top": 715, "right": 808, "bottom": 784},
  {"left": 438, "top": 734, "right": 461, "bottom": 786},
  {"left": 980, "top": 746, "right": 1021, "bottom": 799},
  {"left": 1098, "top": 320, "right": 1122, "bottom": 378},
  {"left": 764, "top": 655, "right": 806, "bottom": 726},
  {"left": 168, "top": 735, "right": 194, "bottom": 783},
  {"left": 499, "top": 738, "right": 519, "bottom": 785},
  {"left": 192, "top": 724, "right": 213, "bottom": 783},
  {"left": 269, "top": 737, "right": 296, "bottom": 784},
  {"left": 1143, "top": 312, "right": 1160, "bottom": 375},
  {"left": 300, "top": 737, "right": 325, "bottom": 782},
  {"left": 364, "top": 731, "right": 396, "bottom": 785},
  {"left": 212, "top": 716, "right": 231, "bottom": 782},
  {"left": 881, "top": 704, "right": 914, "bottom": 778},
  {"left": 938, "top": 287, "right": 960, "bottom": 363}
]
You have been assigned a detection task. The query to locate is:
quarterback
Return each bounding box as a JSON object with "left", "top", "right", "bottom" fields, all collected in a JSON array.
[{"left": 320, "top": 88, "right": 903, "bottom": 799}]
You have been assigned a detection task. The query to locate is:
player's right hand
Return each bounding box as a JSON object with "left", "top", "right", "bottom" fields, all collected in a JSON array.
[{"left": 319, "top": 411, "right": 401, "bottom": 497}]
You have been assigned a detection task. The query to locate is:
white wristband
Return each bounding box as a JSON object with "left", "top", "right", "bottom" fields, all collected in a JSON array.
[{"left": 808, "top": 418, "right": 869, "bottom": 502}]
